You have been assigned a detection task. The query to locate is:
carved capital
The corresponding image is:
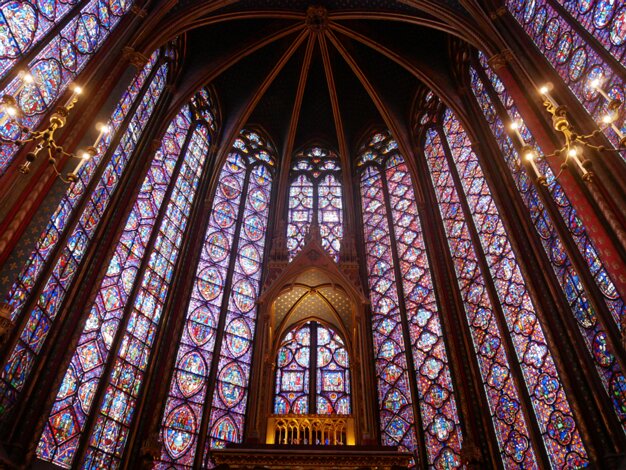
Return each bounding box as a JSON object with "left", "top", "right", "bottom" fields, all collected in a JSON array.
[
  {"left": 489, "top": 6, "right": 507, "bottom": 20},
  {"left": 487, "top": 50, "right": 514, "bottom": 70},
  {"left": 122, "top": 46, "right": 150, "bottom": 69}
]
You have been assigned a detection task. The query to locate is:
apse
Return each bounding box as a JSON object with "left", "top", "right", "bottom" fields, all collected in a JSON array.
[{"left": 0, "top": 1, "right": 625, "bottom": 469}]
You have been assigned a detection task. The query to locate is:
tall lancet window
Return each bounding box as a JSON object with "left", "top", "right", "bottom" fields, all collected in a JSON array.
[
  {"left": 359, "top": 131, "right": 462, "bottom": 468},
  {"left": 506, "top": 0, "right": 626, "bottom": 153},
  {"left": 0, "top": 0, "right": 139, "bottom": 174},
  {"left": 0, "top": 47, "right": 171, "bottom": 420},
  {"left": 287, "top": 146, "right": 343, "bottom": 261},
  {"left": 274, "top": 321, "right": 351, "bottom": 416},
  {"left": 469, "top": 53, "right": 626, "bottom": 430},
  {"left": 157, "top": 129, "right": 275, "bottom": 468},
  {"left": 419, "top": 100, "right": 587, "bottom": 468},
  {"left": 36, "top": 87, "right": 217, "bottom": 468}
]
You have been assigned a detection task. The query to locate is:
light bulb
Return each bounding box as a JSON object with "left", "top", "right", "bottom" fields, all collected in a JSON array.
[
  {"left": 97, "top": 123, "right": 110, "bottom": 134},
  {"left": 539, "top": 85, "right": 550, "bottom": 95},
  {"left": 22, "top": 73, "right": 34, "bottom": 84},
  {"left": 567, "top": 148, "right": 578, "bottom": 158},
  {"left": 73, "top": 85, "right": 82, "bottom": 95},
  {"left": 525, "top": 151, "right": 535, "bottom": 161},
  {"left": 589, "top": 77, "right": 602, "bottom": 89},
  {"left": 510, "top": 121, "right": 519, "bottom": 130},
  {"left": 6, "top": 106, "right": 17, "bottom": 118}
]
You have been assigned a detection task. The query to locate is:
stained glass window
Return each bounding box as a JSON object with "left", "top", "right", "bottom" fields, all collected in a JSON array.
[
  {"left": 359, "top": 131, "right": 462, "bottom": 467},
  {"left": 0, "top": 0, "right": 81, "bottom": 79},
  {"left": 470, "top": 56, "right": 626, "bottom": 429},
  {"left": 420, "top": 103, "right": 588, "bottom": 468},
  {"left": 0, "top": 50, "right": 168, "bottom": 419},
  {"left": 36, "top": 87, "right": 217, "bottom": 468},
  {"left": 506, "top": 0, "right": 626, "bottom": 154},
  {"left": 0, "top": 0, "right": 138, "bottom": 175},
  {"left": 157, "top": 129, "right": 274, "bottom": 468},
  {"left": 287, "top": 146, "right": 343, "bottom": 261},
  {"left": 274, "top": 321, "right": 351, "bottom": 417}
]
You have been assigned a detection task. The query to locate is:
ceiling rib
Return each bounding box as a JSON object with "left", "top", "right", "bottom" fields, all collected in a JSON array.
[
  {"left": 275, "top": 31, "right": 317, "bottom": 222},
  {"left": 166, "top": 23, "right": 305, "bottom": 122},
  {"left": 318, "top": 33, "right": 355, "bottom": 232},
  {"left": 329, "top": 21, "right": 471, "bottom": 127},
  {"left": 325, "top": 29, "right": 424, "bottom": 205},
  {"left": 139, "top": 9, "right": 306, "bottom": 55},
  {"left": 207, "top": 29, "right": 309, "bottom": 198}
]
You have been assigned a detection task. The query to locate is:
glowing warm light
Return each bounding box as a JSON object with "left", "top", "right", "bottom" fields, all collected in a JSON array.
[
  {"left": 567, "top": 148, "right": 578, "bottom": 158},
  {"left": 80, "top": 151, "right": 91, "bottom": 160},
  {"left": 539, "top": 86, "right": 550, "bottom": 95},
  {"left": 22, "top": 73, "right": 34, "bottom": 84},
  {"left": 73, "top": 85, "right": 83, "bottom": 95},
  {"left": 510, "top": 121, "right": 520, "bottom": 130},
  {"left": 524, "top": 151, "right": 535, "bottom": 161},
  {"left": 589, "top": 78, "right": 602, "bottom": 89},
  {"left": 6, "top": 106, "right": 18, "bottom": 117},
  {"left": 97, "top": 123, "right": 110, "bottom": 134},
  {"left": 602, "top": 114, "right": 614, "bottom": 124}
]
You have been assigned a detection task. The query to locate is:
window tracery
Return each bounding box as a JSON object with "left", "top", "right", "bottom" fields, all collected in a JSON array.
[
  {"left": 470, "top": 54, "right": 626, "bottom": 429},
  {"left": 274, "top": 321, "right": 351, "bottom": 417},
  {"left": 36, "top": 87, "right": 217, "bottom": 468},
  {"left": 157, "top": 129, "right": 274, "bottom": 467},
  {"left": 507, "top": 0, "right": 626, "bottom": 154},
  {"left": 0, "top": 0, "right": 139, "bottom": 174},
  {"left": 420, "top": 102, "right": 588, "bottom": 468},
  {"left": 287, "top": 146, "right": 343, "bottom": 261},
  {"left": 359, "top": 130, "right": 462, "bottom": 467},
  {"left": 1, "top": 48, "right": 169, "bottom": 419}
]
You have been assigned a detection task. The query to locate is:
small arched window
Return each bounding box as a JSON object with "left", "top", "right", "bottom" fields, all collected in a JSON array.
[{"left": 274, "top": 321, "right": 351, "bottom": 416}]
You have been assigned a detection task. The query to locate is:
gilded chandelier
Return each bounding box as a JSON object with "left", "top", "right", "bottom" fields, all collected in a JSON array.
[
  {"left": 509, "top": 77, "right": 626, "bottom": 183},
  {"left": 0, "top": 71, "right": 108, "bottom": 183}
]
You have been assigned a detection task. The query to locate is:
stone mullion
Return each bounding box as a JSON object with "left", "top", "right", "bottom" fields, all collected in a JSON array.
[
  {"left": 17, "top": 59, "right": 177, "bottom": 467},
  {"left": 542, "top": 0, "right": 626, "bottom": 83},
  {"left": 72, "top": 116, "right": 200, "bottom": 467},
  {"left": 123, "top": 139, "right": 222, "bottom": 468},
  {"left": 474, "top": 59, "right": 626, "bottom": 447},
  {"left": 490, "top": 13, "right": 626, "bottom": 249},
  {"left": 119, "top": 119, "right": 218, "bottom": 469},
  {"left": 379, "top": 166, "right": 429, "bottom": 469},
  {"left": 194, "top": 165, "right": 252, "bottom": 469},
  {"left": 411, "top": 136, "right": 501, "bottom": 469},
  {"left": 436, "top": 124, "right": 553, "bottom": 469},
  {"left": 241, "top": 156, "right": 280, "bottom": 444},
  {"left": 483, "top": 36, "right": 626, "bottom": 298},
  {"left": 352, "top": 168, "right": 382, "bottom": 446},
  {"left": 0, "top": 56, "right": 165, "bottom": 441},
  {"left": 460, "top": 68, "right": 618, "bottom": 458},
  {"left": 308, "top": 322, "right": 318, "bottom": 414}
]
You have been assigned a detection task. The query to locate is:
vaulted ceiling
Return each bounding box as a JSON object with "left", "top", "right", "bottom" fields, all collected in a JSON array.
[{"left": 143, "top": 0, "right": 498, "bottom": 161}]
